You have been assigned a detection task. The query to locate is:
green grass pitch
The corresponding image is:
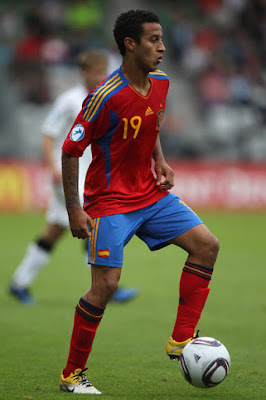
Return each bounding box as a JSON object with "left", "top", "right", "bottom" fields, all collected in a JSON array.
[{"left": 0, "top": 212, "right": 265, "bottom": 399}]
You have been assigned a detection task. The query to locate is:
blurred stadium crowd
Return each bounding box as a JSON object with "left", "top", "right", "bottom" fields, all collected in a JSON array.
[{"left": 1, "top": 0, "right": 266, "bottom": 161}]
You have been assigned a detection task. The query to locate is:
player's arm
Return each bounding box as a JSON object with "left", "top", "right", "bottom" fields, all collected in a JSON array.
[
  {"left": 62, "top": 150, "right": 93, "bottom": 239},
  {"left": 152, "top": 135, "right": 174, "bottom": 190},
  {"left": 43, "top": 135, "right": 62, "bottom": 184}
]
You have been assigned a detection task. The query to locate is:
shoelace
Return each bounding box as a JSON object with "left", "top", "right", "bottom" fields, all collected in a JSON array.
[{"left": 73, "top": 368, "right": 93, "bottom": 387}]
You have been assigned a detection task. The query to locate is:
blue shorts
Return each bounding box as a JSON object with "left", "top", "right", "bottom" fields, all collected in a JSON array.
[{"left": 87, "top": 192, "right": 202, "bottom": 268}]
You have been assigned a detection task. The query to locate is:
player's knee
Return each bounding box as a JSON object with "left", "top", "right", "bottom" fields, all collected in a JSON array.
[
  {"left": 104, "top": 276, "right": 119, "bottom": 298},
  {"left": 193, "top": 233, "right": 219, "bottom": 267},
  {"left": 208, "top": 235, "right": 220, "bottom": 262},
  {"left": 200, "top": 234, "right": 219, "bottom": 266},
  {"left": 90, "top": 277, "right": 118, "bottom": 306}
]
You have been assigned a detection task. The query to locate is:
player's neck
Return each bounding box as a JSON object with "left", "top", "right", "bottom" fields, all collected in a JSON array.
[{"left": 121, "top": 60, "right": 151, "bottom": 97}]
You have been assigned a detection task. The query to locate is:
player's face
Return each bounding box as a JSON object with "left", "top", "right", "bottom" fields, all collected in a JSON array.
[
  {"left": 83, "top": 63, "right": 107, "bottom": 91},
  {"left": 135, "top": 23, "right": 165, "bottom": 72}
]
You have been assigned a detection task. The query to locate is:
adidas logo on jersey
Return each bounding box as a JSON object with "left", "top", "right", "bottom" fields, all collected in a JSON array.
[{"left": 145, "top": 106, "right": 154, "bottom": 116}]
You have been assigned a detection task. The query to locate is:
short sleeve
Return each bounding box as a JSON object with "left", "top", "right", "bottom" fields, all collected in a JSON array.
[{"left": 62, "top": 104, "right": 110, "bottom": 157}]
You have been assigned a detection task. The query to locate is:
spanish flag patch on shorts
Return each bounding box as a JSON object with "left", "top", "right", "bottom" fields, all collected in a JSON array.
[{"left": 98, "top": 249, "right": 110, "bottom": 258}]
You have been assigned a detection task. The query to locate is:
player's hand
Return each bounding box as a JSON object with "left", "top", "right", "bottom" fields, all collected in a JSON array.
[
  {"left": 68, "top": 206, "right": 93, "bottom": 239},
  {"left": 154, "top": 161, "right": 174, "bottom": 190}
]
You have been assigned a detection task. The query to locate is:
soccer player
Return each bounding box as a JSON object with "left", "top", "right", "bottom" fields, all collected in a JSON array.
[
  {"left": 59, "top": 10, "right": 219, "bottom": 395},
  {"left": 9, "top": 49, "right": 139, "bottom": 305}
]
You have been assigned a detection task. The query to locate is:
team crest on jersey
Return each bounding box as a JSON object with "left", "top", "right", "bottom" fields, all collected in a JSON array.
[
  {"left": 70, "top": 124, "right": 85, "bottom": 141},
  {"left": 156, "top": 109, "right": 165, "bottom": 131}
]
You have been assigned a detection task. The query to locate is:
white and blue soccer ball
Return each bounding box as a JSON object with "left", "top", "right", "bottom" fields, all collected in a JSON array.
[{"left": 179, "top": 337, "right": 231, "bottom": 388}]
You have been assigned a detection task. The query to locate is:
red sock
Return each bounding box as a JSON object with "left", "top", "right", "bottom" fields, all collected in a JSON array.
[
  {"left": 172, "top": 262, "right": 213, "bottom": 342},
  {"left": 64, "top": 298, "right": 105, "bottom": 377}
]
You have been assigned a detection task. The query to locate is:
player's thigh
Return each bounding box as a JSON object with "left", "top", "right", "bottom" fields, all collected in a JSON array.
[
  {"left": 137, "top": 194, "right": 203, "bottom": 250},
  {"left": 168, "top": 223, "right": 217, "bottom": 254}
]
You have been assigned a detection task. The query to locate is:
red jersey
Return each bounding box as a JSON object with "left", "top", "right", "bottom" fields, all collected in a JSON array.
[{"left": 62, "top": 66, "right": 169, "bottom": 218}]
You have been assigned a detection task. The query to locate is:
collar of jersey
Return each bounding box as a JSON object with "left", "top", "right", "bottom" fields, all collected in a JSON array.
[{"left": 118, "top": 65, "right": 153, "bottom": 99}]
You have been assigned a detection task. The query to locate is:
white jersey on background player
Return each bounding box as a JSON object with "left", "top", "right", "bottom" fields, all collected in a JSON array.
[{"left": 43, "top": 85, "right": 91, "bottom": 227}]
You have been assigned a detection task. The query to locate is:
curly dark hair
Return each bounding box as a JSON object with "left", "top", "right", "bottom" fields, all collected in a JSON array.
[{"left": 113, "top": 9, "right": 160, "bottom": 56}]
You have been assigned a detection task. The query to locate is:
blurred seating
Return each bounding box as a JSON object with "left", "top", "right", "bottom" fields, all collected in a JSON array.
[{"left": 1, "top": 0, "right": 266, "bottom": 161}]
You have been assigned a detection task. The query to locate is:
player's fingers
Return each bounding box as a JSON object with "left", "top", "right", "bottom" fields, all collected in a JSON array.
[
  {"left": 162, "top": 170, "right": 174, "bottom": 189},
  {"left": 159, "top": 177, "right": 174, "bottom": 190},
  {"left": 162, "top": 182, "right": 174, "bottom": 190},
  {"left": 71, "top": 226, "right": 91, "bottom": 239},
  {"left": 87, "top": 217, "right": 94, "bottom": 232},
  {"left": 160, "top": 182, "right": 172, "bottom": 190},
  {"left": 167, "top": 169, "right": 174, "bottom": 186},
  {"left": 156, "top": 169, "right": 162, "bottom": 186}
]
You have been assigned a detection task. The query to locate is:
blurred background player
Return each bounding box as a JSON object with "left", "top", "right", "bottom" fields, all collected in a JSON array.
[{"left": 9, "top": 49, "right": 139, "bottom": 305}]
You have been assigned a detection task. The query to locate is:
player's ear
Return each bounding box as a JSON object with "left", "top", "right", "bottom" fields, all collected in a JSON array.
[{"left": 124, "top": 37, "right": 136, "bottom": 52}]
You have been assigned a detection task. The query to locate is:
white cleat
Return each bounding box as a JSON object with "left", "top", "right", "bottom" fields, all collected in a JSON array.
[{"left": 59, "top": 368, "right": 101, "bottom": 394}]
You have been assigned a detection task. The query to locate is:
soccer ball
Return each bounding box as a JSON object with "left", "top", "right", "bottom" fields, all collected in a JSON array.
[{"left": 179, "top": 337, "right": 230, "bottom": 388}]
